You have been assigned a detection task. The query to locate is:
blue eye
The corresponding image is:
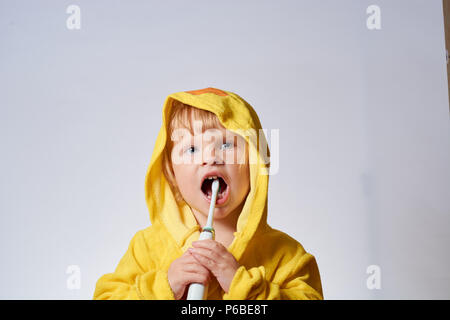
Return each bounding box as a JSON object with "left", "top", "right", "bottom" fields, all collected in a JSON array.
[
  {"left": 185, "top": 146, "right": 197, "bottom": 154},
  {"left": 185, "top": 143, "right": 233, "bottom": 154},
  {"left": 221, "top": 142, "right": 234, "bottom": 150}
]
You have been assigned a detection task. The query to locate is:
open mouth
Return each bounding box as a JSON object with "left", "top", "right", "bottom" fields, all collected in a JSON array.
[{"left": 201, "top": 175, "right": 229, "bottom": 204}]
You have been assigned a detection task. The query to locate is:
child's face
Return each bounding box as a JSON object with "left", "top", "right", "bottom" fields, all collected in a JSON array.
[{"left": 170, "top": 123, "right": 250, "bottom": 222}]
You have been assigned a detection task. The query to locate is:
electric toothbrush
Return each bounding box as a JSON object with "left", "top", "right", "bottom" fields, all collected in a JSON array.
[{"left": 186, "top": 179, "right": 220, "bottom": 300}]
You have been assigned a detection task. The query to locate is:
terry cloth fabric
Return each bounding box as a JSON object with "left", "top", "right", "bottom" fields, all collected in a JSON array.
[{"left": 93, "top": 87, "right": 323, "bottom": 300}]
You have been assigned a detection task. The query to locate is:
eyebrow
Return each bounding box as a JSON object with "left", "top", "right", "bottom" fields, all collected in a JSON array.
[{"left": 172, "top": 126, "right": 243, "bottom": 144}]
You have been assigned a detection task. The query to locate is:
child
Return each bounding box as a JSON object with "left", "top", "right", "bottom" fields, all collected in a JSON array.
[{"left": 93, "top": 87, "right": 323, "bottom": 300}]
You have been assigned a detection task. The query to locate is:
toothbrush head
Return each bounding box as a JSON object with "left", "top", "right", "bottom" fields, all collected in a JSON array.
[
  {"left": 205, "top": 179, "right": 220, "bottom": 229},
  {"left": 212, "top": 179, "right": 220, "bottom": 195}
]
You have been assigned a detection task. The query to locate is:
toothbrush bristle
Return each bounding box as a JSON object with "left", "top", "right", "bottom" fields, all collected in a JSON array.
[{"left": 214, "top": 179, "right": 220, "bottom": 193}]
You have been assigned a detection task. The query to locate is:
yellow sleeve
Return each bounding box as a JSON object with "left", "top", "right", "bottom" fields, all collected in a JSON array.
[
  {"left": 223, "top": 251, "right": 323, "bottom": 300},
  {"left": 93, "top": 230, "right": 175, "bottom": 300}
]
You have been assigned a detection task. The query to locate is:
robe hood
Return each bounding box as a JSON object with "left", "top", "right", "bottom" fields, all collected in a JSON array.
[{"left": 144, "top": 87, "right": 271, "bottom": 262}]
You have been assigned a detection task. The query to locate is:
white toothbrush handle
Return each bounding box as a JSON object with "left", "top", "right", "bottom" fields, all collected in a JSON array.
[
  {"left": 186, "top": 179, "right": 219, "bottom": 300},
  {"left": 186, "top": 230, "right": 214, "bottom": 300}
]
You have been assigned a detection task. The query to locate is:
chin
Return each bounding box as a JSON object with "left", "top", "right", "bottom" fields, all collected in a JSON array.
[{"left": 211, "top": 208, "right": 230, "bottom": 218}]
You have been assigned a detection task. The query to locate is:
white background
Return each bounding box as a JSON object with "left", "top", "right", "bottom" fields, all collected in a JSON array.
[{"left": 1, "top": 0, "right": 449, "bottom": 299}]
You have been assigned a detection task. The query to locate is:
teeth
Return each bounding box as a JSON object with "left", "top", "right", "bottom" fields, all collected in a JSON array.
[
  {"left": 207, "top": 175, "right": 218, "bottom": 180},
  {"left": 208, "top": 193, "right": 223, "bottom": 200}
]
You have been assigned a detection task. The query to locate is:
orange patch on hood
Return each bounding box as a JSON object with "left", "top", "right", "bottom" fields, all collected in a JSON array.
[{"left": 185, "top": 87, "right": 229, "bottom": 97}]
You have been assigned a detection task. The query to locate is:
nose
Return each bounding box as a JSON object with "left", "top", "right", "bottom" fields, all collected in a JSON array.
[{"left": 202, "top": 145, "right": 224, "bottom": 165}]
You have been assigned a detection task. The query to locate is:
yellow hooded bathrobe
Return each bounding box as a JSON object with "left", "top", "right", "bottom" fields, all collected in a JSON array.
[{"left": 93, "top": 87, "right": 323, "bottom": 300}]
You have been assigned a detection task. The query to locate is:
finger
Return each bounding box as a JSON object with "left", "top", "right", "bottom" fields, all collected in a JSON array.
[
  {"left": 182, "top": 248, "right": 192, "bottom": 255},
  {"left": 192, "top": 240, "right": 225, "bottom": 252},
  {"left": 182, "top": 250, "right": 207, "bottom": 264},
  {"left": 189, "top": 249, "right": 217, "bottom": 271},
  {"left": 182, "top": 250, "right": 198, "bottom": 261},
  {"left": 182, "top": 261, "right": 211, "bottom": 275},
  {"left": 189, "top": 247, "right": 222, "bottom": 263},
  {"left": 184, "top": 271, "right": 211, "bottom": 286},
  {"left": 192, "top": 244, "right": 236, "bottom": 265}
]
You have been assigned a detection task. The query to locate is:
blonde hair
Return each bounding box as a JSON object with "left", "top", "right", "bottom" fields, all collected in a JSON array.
[{"left": 162, "top": 99, "right": 248, "bottom": 204}]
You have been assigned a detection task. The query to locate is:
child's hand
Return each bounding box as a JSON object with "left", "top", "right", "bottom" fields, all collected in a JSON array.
[
  {"left": 167, "top": 250, "right": 212, "bottom": 300},
  {"left": 189, "top": 240, "right": 241, "bottom": 293}
]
